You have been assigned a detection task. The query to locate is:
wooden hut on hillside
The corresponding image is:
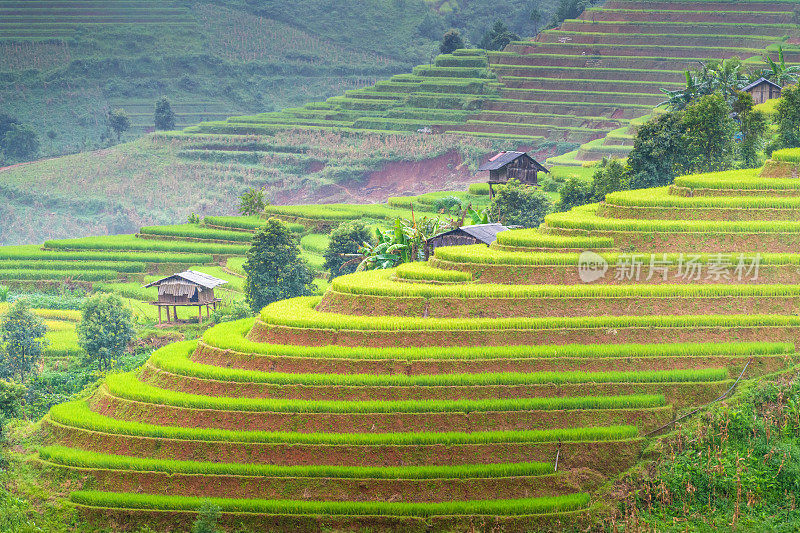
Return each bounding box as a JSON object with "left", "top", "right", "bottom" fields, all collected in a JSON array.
[
  {"left": 426, "top": 223, "right": 508, "bottom": 255},
  {"left": 742, "top": 77, "right": 782, "bottom": 105},
  {"left": 478, "top": 151, "right": 549, "bottom": 197},
  {"left": 145, "top": 270, "right": 227, "bottom": 325}
]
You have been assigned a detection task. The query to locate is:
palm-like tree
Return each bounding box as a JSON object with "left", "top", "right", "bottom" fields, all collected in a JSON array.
[{"left": 762, "top": 46, "right": 800, "bottom": 86}]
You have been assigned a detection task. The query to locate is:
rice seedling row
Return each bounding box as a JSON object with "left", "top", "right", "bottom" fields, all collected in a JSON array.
[
  {"left": 203, "top": 318, "right": 791, "bottom": 361},
  {"left": 259, "top": 296, "right": 800, "bottom": 332},
  {"left": 40, "top": 446, "right": 554, "bottom": 480},
  {"left": 44, "top": 234, "right": 248, "bottom": 255},
  {"left": 331, "top": 269, "right": 800, "bottom": 299},
  {"left": 68, "top": 491, "right": 591, "bottom": 517},
  {"left": 149, "top": 341, "right": 730, "bottom": 386},
  {"left": 103, "top": 373, "right": 666, "bottom": 413},
  {"left": 49, "top": 401, "right": 639, "bottom": 446}
]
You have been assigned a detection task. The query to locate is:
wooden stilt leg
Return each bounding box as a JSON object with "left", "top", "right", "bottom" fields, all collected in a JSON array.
[
  {"left": 173, "top": 306, "right": 178, "bottom": 322},
  {"left": 166, "top": 306, "right": 170, "bottom": 323},
  {"left": 198, "top": 306, "right": 202, "bottom": 325},
  {"left": 206, "top": 305, "right": 210, "bottom": 319},
  {"left": 158, "top": 306, "right": 162, "bottom": 325}
]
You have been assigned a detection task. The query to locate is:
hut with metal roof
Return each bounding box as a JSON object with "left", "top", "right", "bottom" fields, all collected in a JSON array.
[
  {"left": 742, "top": 77, "right": 782, "bottom": 105},
  {"left": 426, "top": 223, "right": 509, "bottom": 255},
  {"left": 144, "top": 270, "right": 227, "bottom": 325},
  {"left": 478, "top": 151, "right": 549, "bottom": 197}
]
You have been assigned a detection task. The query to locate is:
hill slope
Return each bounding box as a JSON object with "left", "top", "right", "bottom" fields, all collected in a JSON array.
[
  {"left": 3, "top": 0, "right": 799, "bottom": 246},
  {"left": 31, "top": 150, "right": 800, "bottom": 530},
  {"left": 1, "top": 0, "right": 551, "bottom": 159}
]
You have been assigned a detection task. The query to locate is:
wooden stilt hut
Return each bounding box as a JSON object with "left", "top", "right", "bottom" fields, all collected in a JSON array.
[
  {"left": 145, "top": 270, "right": 227, "bottom": 325},
  {"left": 478, "top": 151, "right": 549, "bottom": 197}
]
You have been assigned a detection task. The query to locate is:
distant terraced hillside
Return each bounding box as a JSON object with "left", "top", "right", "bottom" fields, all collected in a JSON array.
[{"left": 192, "top": 0, "right": 799, "bottom": 161}]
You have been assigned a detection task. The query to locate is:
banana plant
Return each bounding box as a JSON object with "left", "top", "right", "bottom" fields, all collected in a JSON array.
[
  {"left": 467, "top": 205, "right": 491, "bottom": 225},
  {"left": 762, "top": 46, "right": 800, "bottom": 86}
]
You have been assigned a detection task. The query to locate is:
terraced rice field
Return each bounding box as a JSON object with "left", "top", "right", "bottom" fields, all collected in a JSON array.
[{"left": 31, "top": 153, "right": 800, "bottom": 529}]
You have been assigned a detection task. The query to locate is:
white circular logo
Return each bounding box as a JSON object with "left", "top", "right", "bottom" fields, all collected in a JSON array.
[{"left": 578, "top": 251, "right": 608, "bottom": 283}]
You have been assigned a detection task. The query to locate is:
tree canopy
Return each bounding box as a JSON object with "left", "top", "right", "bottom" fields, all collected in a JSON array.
[
  {"left": 489, "top": 179, "right": 552, "bottom": 228},
  {"left": 243, "top": 218, "right": 315, "bottom": 313},
  {"left": 439, "top": 29, "right": 465, "bottom": 54},
  {"left": 0, "top": 300, "right": 48, "bottom": 383},
  {"left": 77, "top": 294, "right": 135, "bottom": 371},
  {"left": 154, "top": 96, "right": 176, "bottom": 131}
]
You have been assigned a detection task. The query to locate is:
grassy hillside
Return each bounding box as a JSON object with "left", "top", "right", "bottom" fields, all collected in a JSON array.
[
  {"left": 0, "top": 0, "right": 556, "bottom": 160},
  {"left": 2, "top": 149, "right": 798, "bottom": 530}
]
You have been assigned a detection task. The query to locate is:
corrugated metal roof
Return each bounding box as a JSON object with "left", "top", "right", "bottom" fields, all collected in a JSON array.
[
  {"left": 478, "top": 151, "right": 527, "bottom": 171},
  {"left": 144, "top": 270, "right": 228, "bottom": 289},
  {"left": 428, "top": 223, "right": 508, "bottom": 245},
  {"left": 742, "top": 77, "right": 782, "bottom": 92},
  {"left": 478, "top": 151, "right": 549, "bottom": 173}
]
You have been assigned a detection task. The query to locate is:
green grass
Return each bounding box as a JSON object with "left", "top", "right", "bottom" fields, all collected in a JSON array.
[
  {"left": 0, "top": 260, "right": 145, "bottom": 273},
  {"left": 606, "top": 187, "right": 800, "bottom": 208},
  {"left": 139, "top": 224, "right": 256, "bottom": 243},
  {"left": 0, "top": 269, "right": 119, "bottom": 281},
  {"left": 673, "top": 168, "right": 800, "bottom": 190},
  {"left": 330, "top": 269, "right": 800, "bottom": 299},
  {"left": 44, "top": 234, "right": 248, "bottom": 255},
  {"left": 545, "top": 204, "right": 800, "bottom": 234},
  {"left": 496, "top": 231, "right": 614, "bottom": 249},
  {"left": 204, "top": 216, "right": 305, "bottom": 233},
  {"left": 299, "top": 234, "right": 330, "bottom": 254},
  {"left": 106, "top": 372, "right": 666, "bottom": 413},
  {"left": 433, "top": 245, "right": 800, "bottom": 266},
  {"left": 0, "top": 246, "right": 213, "bottom": 264},
  {"left": 39, "top": 446, "right": 554, "bottom": 480},
  {"left": 771, "top": 148, "right": 800, "bottom": 163},
  {"left": 150, "top": 340, "right": 730, "bottom": 386},
  {"left": 49, "top": 401, "right": 639, "bottom": 445},
  {"left": 204, "top": 318, "right": 791, "bottom": 361},
  {"left": 261, "top": 296, "right": 800, "bottom": 331},
  {"left": 394, "top": 262, "right": 472, "bottom": 282},
  {"left": 69, "top": 491, "right": 591, "bottom": 517}
]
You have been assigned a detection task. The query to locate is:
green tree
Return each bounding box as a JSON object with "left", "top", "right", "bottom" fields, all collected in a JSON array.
[
  {"left": 1, "top": 124, "right": 39, "bottom": 162},
  {"left": 191, "top": 502, "right": 222, "bottom": 533},
  {"left": 681, "top": 94, "right": 736, "bottom": 174},
  {"left": 238, "top": 187, "right": 268, "bottom": 216},
  {"left": 243, "top": 218, "right": 315, "bottom": 313},
  {"left": 439, "top": 29, "right": 464, "bottom": 54},
  {"left": 733, "top": 91, "right": 768, "bottom": 168},
  {"left": 154, "top": 96, "right": 176, "bottom": 131},
  {"left": 0, "top": 300, "right": 47, "bottom": 383},
  {"left": 488, "top": 178, "right": 552, "bottom": 228},
  {"left": 0, "top": 379, "right": 25, "bottom": 440},
  {"left": 530, "top": 5, "right": 544, "bottom": 34},
  {"left": 76, "top": 294, "right": 135, "bottom": 371},
  {"left": 590, "top": 158, "right": 629, "bottom": 202},
  {"left": 550, "top": 0, "right": 590, "bottom": 27},
  {"left": 557, "top": 176, "right": 592, "bottom": 211},
  {"left": 479, "top": 21, "right": 519, "bottom": 51},
  {"left": 324, "top": 220, "right": 372, "bottom": 278},
  {"left": 627, "top": 111, "right": 687, "bottom": 190},
  {"left": 775, "top": 84, "right": 800, "bottom": 149},
  {"left": 107, "top": 108, "right": 130, "bottom": 141}
]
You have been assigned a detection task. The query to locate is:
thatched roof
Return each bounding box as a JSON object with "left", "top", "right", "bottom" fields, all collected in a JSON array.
[{"left": 144, "top": 270, "right": 228, "bottom": 290}]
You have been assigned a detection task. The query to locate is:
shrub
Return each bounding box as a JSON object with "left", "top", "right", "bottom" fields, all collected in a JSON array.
[
  {"left": 439, "top": 29, "right": 465, "bottom": 54},
  {"left": 243, "top": 219, "right": 315, "bottom": 313},
  {"left": 238, "top": 188, "right": 268, "bottom": 216},
  {"left": 191, "top": 502, "right": 222, "bottom": 533},
  {"left": 488, "top": 179, "right": 552, "bottom": 228},
  {"left": 775, "top": 84, "right": 800, "bottom": 149},
  {"left": 77, "top": 294, "right": 135, "bottom": 371},
  {"left": 0, "top": 300, "right": 47, "bottom": 382},
  {"left": 557, "top": 177, "right": 593, "bottom": 211},
  {"left": 324, "top": 220, "right": 373, "bottom": 278},
  {"left": 154, "top": 96, "right": 175, "bottom": 131},
  {"left": 0, "top": 286, "right": 7, "bottom": 302}
]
